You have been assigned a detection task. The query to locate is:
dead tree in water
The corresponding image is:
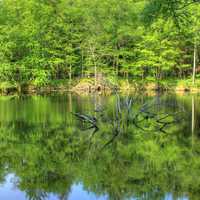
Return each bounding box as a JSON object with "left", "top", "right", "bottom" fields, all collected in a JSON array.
[{"left": 72, "top": 94, "right": 183, "bottom": 149}]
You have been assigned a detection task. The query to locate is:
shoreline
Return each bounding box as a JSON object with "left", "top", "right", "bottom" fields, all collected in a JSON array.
[{"left": 1, "top": 80, "right": 200, "bottom": 96}]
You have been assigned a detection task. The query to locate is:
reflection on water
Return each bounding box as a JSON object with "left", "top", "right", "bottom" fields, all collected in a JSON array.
[
  {"left": 0, "top": 175, "right": 189, "bottom": 200},
  {"left": 0, "top": 174, "right": 107, "bottom": 200},
  {"left": 0, "top": 93, "right": 199, "bottom": 200}
]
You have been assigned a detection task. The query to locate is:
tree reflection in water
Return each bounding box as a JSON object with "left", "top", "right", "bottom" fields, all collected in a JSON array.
[{"left": 0, "top": 94, "right": 199, "bottom": 200}]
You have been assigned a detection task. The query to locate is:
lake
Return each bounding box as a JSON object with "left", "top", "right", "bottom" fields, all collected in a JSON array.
[{"left": 0, "top": 93, "right": 199, "bottom": 200}]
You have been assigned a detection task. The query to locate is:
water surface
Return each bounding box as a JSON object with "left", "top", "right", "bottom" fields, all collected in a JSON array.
[{"left": 0, "top": 93, "right": 199, "bottom": 200}]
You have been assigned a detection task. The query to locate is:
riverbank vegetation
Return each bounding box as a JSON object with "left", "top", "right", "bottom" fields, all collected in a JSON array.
[{"left": 0, "top": 0, "right": 200, "bottom": 93}]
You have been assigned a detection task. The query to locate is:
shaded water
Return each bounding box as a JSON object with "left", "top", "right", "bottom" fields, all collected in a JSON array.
[{"left": 0, "top": 93, "right": 200, "bottom": 200}]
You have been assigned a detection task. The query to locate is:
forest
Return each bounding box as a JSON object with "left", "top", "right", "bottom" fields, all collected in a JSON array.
[{"left": 0, "top": 0, "right": 200, "bottom": 92}]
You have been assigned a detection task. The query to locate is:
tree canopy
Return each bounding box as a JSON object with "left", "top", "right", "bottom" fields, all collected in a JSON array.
[{"left": 0, "top": 0, "right": 199, "bottom": 89}]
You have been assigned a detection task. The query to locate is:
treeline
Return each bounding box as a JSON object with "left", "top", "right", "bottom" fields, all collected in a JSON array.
[{"left": 0, "top": 0, "right": 199, "bottom": 86}]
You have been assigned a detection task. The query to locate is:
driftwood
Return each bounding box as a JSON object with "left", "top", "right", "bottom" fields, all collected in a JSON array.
[{"left": 72, "top": 94, "right": 183, "bottom": 149}]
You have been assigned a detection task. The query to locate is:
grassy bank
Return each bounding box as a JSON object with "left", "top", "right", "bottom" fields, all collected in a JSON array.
[
  {"left": 0, "top": 80, "right": 70, "bottom": 95},
  {"left": 1, "top": 78, "right": 200, "bottom": 95}
]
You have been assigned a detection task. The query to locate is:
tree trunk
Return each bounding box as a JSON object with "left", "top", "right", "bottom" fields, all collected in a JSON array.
[
  {"left": 94, "top": 61, "right": 97, "bottom": 87},
  {"left": 90, "top": 44, "right": 97, "bottom": 87},
  {"left": 69, "top": 63, "right": 72, "bottom": 85},
  {"left": 126, "top": 71, "right": 129, "bottom": 82},
  {"left": 116, "top": 55, "right": 119, "bottom": 77},
  {"left": 192, "top": 42, "right": 197, "bottom": 85},
  {"left": 81, "top": 49, "right": 84, "bottom": 78}
]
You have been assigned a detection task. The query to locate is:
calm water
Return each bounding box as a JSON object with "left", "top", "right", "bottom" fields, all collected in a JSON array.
[{"left": 0, "top": 93, "right": 200, "bottom": 200}]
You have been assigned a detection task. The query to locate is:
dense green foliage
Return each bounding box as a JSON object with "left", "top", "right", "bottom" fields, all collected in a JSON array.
[
  {"left": 0, "top": 94, "right": 200, "bottom": 199},
  {"left": 0, "top": 0, "right": 199, "bottom": 88}
]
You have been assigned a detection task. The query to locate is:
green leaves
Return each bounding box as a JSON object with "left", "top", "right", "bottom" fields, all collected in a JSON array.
[
  {"left": 0, "top": 0, "right": 199, "bottom": 86},
  {"left": 142, "top": 0, "right": 200, "bottom": 26}
]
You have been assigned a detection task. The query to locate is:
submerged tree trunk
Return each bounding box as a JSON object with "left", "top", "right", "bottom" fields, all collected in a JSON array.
[{"left": 192, "top": 42, "right": 197, "bottom": 85}]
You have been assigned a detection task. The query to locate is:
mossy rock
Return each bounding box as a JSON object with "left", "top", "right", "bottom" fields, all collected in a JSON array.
[
  {"left": 72, "top": 77, "right": 116, "bottom": 93},
  {"left": 72, "top": 81, "right": 94, "bottom": 92}
]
